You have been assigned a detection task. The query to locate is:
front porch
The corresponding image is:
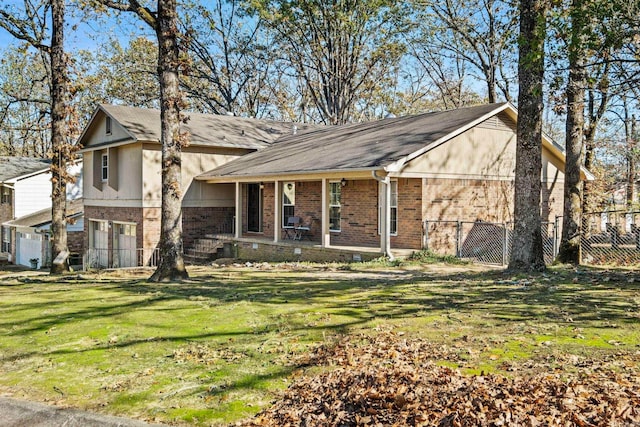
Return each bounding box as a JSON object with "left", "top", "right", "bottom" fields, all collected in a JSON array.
[{"left": 220, "top": 177, "right": 424, "bottom": 260}]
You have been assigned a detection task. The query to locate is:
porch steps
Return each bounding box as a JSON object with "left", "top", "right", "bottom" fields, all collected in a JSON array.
[{"left": 184, "top": 238, "right": 225, "bottom": 265}]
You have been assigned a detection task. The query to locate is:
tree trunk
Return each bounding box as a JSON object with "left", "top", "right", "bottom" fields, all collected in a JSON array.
[
  {"left": 149, "top": 0, "right": 188, "bottom": 282},
  {"left": 627, "top": 117, "right": 637, "bottom": 208},
  {"left": 508, "top": 0, "right": 547, "bottom": 272},
  {"left": 49, "top": 0, "right": 69, "bottom": 274},
  {"left": 557, "top": 0, "right": 587, "bottom": 264}
]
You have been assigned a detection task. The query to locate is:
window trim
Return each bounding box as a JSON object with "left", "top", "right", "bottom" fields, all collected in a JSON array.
[
  {"left": 329, "top": 181, "right": 341, "bottom": 232},
  {"left": 378, "top": 180, "right": 398, "bottom": 236},
  {"left": 101, "top": 153, "right": 108, "bottom": 182},
  {"left": 1, "top": 226, "right": 10, "bottom": 253},
  {"left": 0, "top": 186, "right": 11, "bottom": 205},
  {"left": 106, "top": 116, "right": 112, "bottom": 135},
  {"left": 282, "top": 182, "right": 295, "bottom": 227}
]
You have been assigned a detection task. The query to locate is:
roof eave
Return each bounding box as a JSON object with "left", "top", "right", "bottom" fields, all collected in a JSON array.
[{"left": 197, "top": 166, "right": 386, "bottom": 183}]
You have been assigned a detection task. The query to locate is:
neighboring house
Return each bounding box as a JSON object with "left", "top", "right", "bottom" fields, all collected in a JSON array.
[
  {"left": 78, "top": 104, "right": 313, "bottom": 268},
  {"left": 197, "top": 102, "right": 592, "bottom": 258},
  {"left": 3, "top": 198, "right": 84, "bottom": 268},
  {"left": 1, "top": 159, "right": 83, "bottom": 267},
  {"left": 0, "top": 157, "right": 52, "bottom": 263}
]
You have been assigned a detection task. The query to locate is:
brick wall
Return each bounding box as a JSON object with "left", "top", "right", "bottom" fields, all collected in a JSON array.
[
  {"left": 292, "top": 181, "right": 322, "bottom": 241},
  {"left": 67, "top": 230, "right": 84, "bottom": 254},
  {"left": 423, "top": 178, "right": 515, "bottom": 223},
  {"left": 392, "top": 178, "right": 423, "bottom": 249},
  {"left": 85, "top": 205, "right": 234, "bottom": 255},
  {"left": 262, "top": 183, "right": 275, "bottom": 239},
  {"left": 183, "top": 206, "right": 234, "bottom": 248},
  {"left": 84, "top": 205, "right": 147, "bottom": 251},
  {"left": 0, "top": 198, "right": 13, "bottom": 224},
  {"left": 541, "top": 181, "right": 564, "bottom": 223},
  {"left": 332, "top": 179, "right": 379, "bottom": 247},
  {"left": 259, "top": 179, "right": 423, "bottom": 250},
  {"left": 259, "top": 181, "right": 322, "bottom": 241}
]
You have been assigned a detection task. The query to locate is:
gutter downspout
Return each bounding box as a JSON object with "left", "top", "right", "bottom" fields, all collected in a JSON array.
[{"left": 372, "top": 170, "right": 394, "bottom": 261}]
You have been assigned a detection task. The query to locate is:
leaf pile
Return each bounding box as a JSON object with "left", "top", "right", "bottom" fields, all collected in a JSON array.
[{"left": 239, "top": 332, "right": 640, "bottom": 426}]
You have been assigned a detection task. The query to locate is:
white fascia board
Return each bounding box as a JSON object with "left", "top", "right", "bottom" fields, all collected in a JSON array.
[{"left": 4, "top": 167, "right": 50, "bottom": 184}]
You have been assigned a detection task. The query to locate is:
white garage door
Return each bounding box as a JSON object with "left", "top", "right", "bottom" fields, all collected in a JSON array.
[
  {"left": 114, "top": 223, "right": 136, "bottom": 268},
  {"left": 90, "top": 220, "right": 108, "bottom": 268}
]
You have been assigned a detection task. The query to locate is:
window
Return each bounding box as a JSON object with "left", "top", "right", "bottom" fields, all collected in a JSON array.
[
  {"left": 106, "top": 116, "right": 112, "bottom": 135},
  {"left": 282, "top": 182, "right": 295, "bottom": 227},
  {"left": 390, "top": 180, "right": 398, "bottom": 235},
  {"left": 378, "top": 180, "right": 398, "bottom": 235},
  {"left": 0, "top": 187, "right": 11, "bottom": 205},
  {"left": 1, "top": 226, "right": 10, "bottom": 253},
  {"left": 329, "top": 181, "right": 341, "bottom": 231},
  {"left": 101, "top": 153, "right": 108, "bottom": 182}
]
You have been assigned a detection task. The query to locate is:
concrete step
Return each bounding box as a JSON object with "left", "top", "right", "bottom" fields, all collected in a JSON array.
[{"left": 184, "top": 238, "right": 225, "bottom": 265}]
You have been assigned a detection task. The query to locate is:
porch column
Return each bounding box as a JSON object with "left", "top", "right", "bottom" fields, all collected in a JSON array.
[
  {"left": 379, "top": 180, "right": 389, "bottom": 255},
  {"left": 234, "top": 182, "right": 241, "bottom": 239},
  {"left": 383, "top": 180, "right": 393, "bottom": 259},
  {"left": 374, "top": 174, "right": 393, "bottom": 260},
  {"left": 321, "top": 178, "right": 330, "bottom": 247},
  {"left": 273, "top": 180, "right": 280, "bottom": 242}
]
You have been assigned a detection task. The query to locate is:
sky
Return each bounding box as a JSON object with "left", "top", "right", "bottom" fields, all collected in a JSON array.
[{"left": 0, "top": 1, "right": 149, "bottom": 54}]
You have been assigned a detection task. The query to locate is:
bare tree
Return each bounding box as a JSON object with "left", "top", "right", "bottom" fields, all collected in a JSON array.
[
  {"left": 252, "top": 0, "right": 409, "bottom": 125},
  {"left": 557, "top": 0, "right": 588, "bottom": 264},
  {"left": 412, "top": 0, "right": 517, "bottom": 103},
  {"left": 0, "top": 0, "right": 74, "bottom": 274},
  {"left": 94, "top": 0, "right": 188, "bottom": 281},
  {"left": 181, "top": 0, "right": 272, "bottom": 117}
]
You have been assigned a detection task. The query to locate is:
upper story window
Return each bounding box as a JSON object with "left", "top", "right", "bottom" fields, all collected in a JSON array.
[
  {"left": 106, "top": 116, "right": 112, "bottom": 135},
  {"left": 101, "top": 153, "right": 108, "bottom": 182}
]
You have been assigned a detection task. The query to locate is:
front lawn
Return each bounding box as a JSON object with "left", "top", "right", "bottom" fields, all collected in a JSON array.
[{"left": 0, "top": 263, "right": 639, "bottom": 425}]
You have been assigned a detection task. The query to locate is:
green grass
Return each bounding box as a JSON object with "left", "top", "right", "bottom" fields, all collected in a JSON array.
[{"left": 1, "top": 264, "right": 639, "bottom": 425}]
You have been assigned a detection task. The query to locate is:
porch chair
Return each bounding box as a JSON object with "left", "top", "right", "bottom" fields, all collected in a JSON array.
[
  {"left": 294, "top": 218, "right": 313, "bottom": 240},
  {"left": 282, "top": 216, "right": 301, "bottom": 239}
]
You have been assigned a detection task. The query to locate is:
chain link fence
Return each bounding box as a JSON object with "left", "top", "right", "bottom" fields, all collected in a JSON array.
[
  {"left": 423, "top": 219, "right": 560, "bottom": 266},
  {"left": 581, "top": 210, "right": 640, "bottom": 266},
  {"left": 425, "top": 212, "right": 640, "bottom": 267}
]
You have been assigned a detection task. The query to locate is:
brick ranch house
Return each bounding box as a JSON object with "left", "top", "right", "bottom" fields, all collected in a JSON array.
[
  {"left": 198, "top": 102, "right": 591, "bottom": 260},
  {"left": 79, "top": 102, "right": 589, "bottom": 265}
]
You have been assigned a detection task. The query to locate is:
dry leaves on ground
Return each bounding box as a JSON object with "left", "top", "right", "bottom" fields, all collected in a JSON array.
[{"left": 239, "top": 332, "right": 640, "bottom": 427}]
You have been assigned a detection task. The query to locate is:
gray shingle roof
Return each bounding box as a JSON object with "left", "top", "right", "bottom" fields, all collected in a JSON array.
[
  {"left": 98, "top": 104, "right": 316, "bottom": 150},
  {"left": 0, "top": 157, "right": 51, "bottom": 182},
  {"left": 198, "top": 103, "right": 509, "bottom": 179},
  {"left": 3, "top": 198, "right": 83, "bottom": 228}
]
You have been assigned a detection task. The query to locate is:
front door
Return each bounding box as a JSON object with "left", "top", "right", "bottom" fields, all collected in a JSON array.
[{"left": 247, "top": 183, "right": 262, "bottom": 232}]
